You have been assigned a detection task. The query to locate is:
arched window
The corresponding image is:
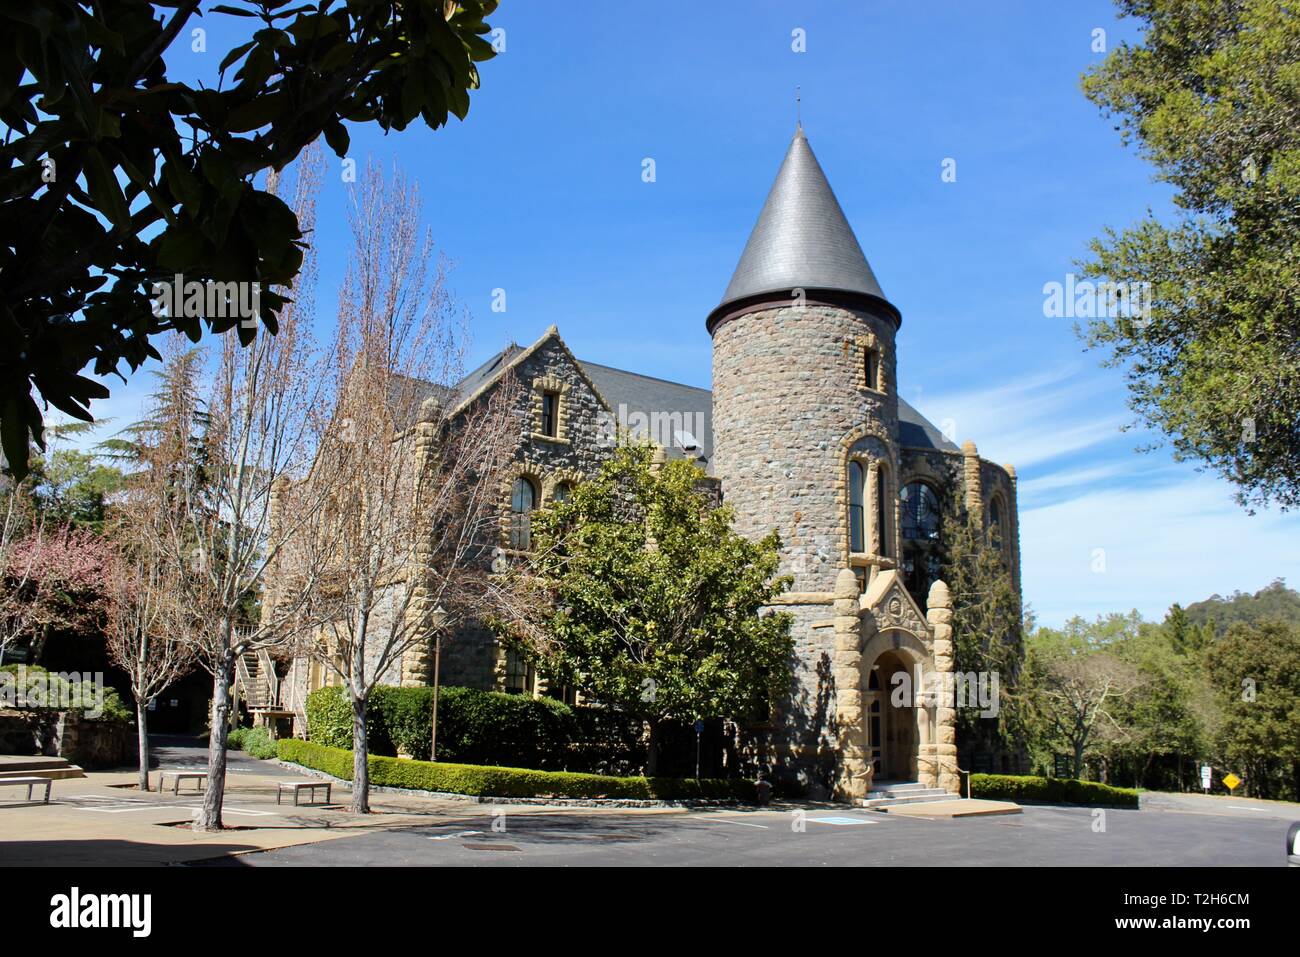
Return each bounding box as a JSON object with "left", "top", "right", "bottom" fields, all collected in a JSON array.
[
  {"left": 553, "top": 482, "right": 572, "bottom": 504},
  {"left": 988, "top": 497, "right": 1004, "bottom": 554},
  {"left": 510, "top": 477, "right": 536, "bottom": 550},
  {"left": 848, "top": 461, "right": 865, "bottom": 553},
  {"left": 900, "top": 482, "right": 941, "bottom": 542},
  {"left": 901, "top": 481, "right": 942, "bottom": 609},
  {"left": 903, "top": 546, "right": 943, "bottom": 609}
]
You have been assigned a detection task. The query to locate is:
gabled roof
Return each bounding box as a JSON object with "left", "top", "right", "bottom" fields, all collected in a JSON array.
[
  {"left": 710, "top": 128, "right": 897, "bottom": 327},
  {"left": 409, "top": 327, "right": 954, "bottom": 465}
]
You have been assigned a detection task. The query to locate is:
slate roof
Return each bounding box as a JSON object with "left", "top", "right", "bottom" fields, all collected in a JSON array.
[
  {"left": 577, "top": 360, "right": 715, "bottom": 471},
  {"left": 714, "top": 128, "right": 893, "bottom": 320},
  {"left": 898, "top": 397, "right": 960, "bottom": 452},
  {"left": 426, "top": 334, "right": 957, "bottom": 466}
]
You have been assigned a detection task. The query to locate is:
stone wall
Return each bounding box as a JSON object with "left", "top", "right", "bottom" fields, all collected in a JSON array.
[
  {"left": 428, "top": 331, "right": 620, "bottom": 691},
  {"left": 712, "top": 303, "right": 899, "bottom": 593},
  {"left": 712, "top": 301, "right": 899, "bottom": 790},
  {"left": 0, "top": 709, "right": 133, "bottom": 769}
]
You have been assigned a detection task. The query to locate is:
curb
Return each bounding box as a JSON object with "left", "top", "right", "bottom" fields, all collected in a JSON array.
[{"left": 274, "top": 761, "right": 746, "bottom": 809}]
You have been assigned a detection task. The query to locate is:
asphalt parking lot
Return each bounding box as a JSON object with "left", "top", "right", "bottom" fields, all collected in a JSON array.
[
  {"left": 205, "top": 796, "right": 1300, "bottom": 867},
  {"left": 5, "top": 743, "right": 1296, "bottom": 868}
]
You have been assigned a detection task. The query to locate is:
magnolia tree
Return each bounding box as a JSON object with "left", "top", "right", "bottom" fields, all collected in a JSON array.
[
  {"left": 104, "top": 543, "right": 197, "bottom": 790},
  {"left": 141, "top": 152, "right": 338, "bottom": 830},
  {"left": 519, "top": 444, "right": 795, "bottom": 776},
  {"left": 291, "top": 163, "right": 521, "bottom": 813}
]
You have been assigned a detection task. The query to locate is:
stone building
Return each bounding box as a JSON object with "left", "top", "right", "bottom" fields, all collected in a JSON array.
[{"left": 284, "top": 127, "right": 1021, "bottom": 800}]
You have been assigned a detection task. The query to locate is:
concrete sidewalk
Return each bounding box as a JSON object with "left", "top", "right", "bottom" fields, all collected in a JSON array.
[{"left": 0, "top": 765, "right": 687, "bottom": 866}]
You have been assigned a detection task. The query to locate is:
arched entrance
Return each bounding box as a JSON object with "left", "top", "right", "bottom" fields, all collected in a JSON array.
[{"left": 864, "top": 648, "right": 917, "bottom": 781}]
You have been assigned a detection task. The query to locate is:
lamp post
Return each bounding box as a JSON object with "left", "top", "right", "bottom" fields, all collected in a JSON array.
[{"left": 429, "top": 605, "right": 447, "bottom": 762}]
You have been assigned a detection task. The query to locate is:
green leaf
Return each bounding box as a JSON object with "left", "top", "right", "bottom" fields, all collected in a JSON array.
[
  {"left": 82, "top": 147, "right": 131, "bottom": 230},
  {"left": 219, "top": 40, "right": 257, "bottom": 74},
  {"left": 322, "top": 119, "right": 349, "bottom": 157},
  {"left": 226, "top": 92, "right": 287, "bottom": 133}
]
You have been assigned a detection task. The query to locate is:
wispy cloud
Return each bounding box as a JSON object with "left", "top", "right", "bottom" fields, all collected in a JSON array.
[
  {"left": 1022, "top": 474, "right": 1300, "bottom": 626},
  {"left": 909, "top": 364, "right": 1127, "bottom": 468}
]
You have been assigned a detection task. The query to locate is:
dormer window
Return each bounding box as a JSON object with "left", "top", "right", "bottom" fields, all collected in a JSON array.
[
  {"left": 531, "top": 376, "right": 570, "bottom": 443},
  {"left": 541, "top": 391, "right": 559, "bottom": 438}
]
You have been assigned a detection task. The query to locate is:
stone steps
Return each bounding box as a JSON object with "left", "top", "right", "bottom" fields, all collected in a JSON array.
[
  {"left": 856, "top": 781, "right": 953, "bottom": 810},
  {"left": 0, "top": 756, "right": 86, "bottom": 780}
]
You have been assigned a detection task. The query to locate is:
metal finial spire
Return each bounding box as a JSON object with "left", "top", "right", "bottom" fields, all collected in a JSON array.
[{"left": 795, "top": 87, "right": 802, "bottom": 130}]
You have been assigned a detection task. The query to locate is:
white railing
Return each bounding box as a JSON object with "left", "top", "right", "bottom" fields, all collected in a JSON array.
[{"left": 257, "top": 648, "right": 279, "bottom": 708}]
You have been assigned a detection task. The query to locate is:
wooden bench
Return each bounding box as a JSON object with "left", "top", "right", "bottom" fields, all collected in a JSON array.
[
  {"left": 277, "top": 780, "right": 331, "bottom": 806},
  {"left": 158, "top": 770, "right": 208, "bottom": 794},
  {"left": 0, "top": 776, "right": 53, "bottom": 804}
]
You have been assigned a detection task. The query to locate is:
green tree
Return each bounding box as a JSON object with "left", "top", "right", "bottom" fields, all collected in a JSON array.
[
  {"left": 1204, "top": 619, "right": 1300, "bottom": 799},
  {"left": 0, "top": 0, "right": 499, "bottom": 479},
  {"left": 936, "top": 491, "right": 1025, "bottom": 761},
  {"left": 1078, "top": 0, "right": 1300, "bottom": 509},
  {"left": 522, "top": 445, "right": 794, "bottom": 776},
  {"left": 31, "top": 447, "right": 124, "bottom": 530},
  {"left": 1107, "top": 623, "right": 1208, "bottom": 789},
  {"left": 1021, "top": 620, "right": 1143, "bottom": 779},
  {"left": 1184, "top": 578, "right": 1300, "bottom": 635}
]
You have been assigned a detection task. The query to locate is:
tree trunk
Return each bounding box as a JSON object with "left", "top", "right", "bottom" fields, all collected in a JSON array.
[
  {"left": 1072, "top": 741, "right": 1085, "bottom": 781},
  {"left": 351, "top": 692, "right": 369, "bottom": 814},
  {"left": 136, "top": 701, "right": 150, "bottom": 791},
  {"left": 199, "top": 652, "right": 234, "bottom": 831},
  {"left": 645, "top": 719, "right": 660, "bottom": 777}
]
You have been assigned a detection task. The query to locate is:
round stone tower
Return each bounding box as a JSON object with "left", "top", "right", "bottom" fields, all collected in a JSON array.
[
  {"left": 708, "top": 128, "right": 904, "bottom": 785},
  {"left": 709, "top": 127, "right": 902, "bottom": 594}
]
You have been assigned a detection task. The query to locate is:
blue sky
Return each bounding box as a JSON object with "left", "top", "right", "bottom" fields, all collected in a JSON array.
[{"left": 58, "top": 1, "right": 1300, "bottom": 626}]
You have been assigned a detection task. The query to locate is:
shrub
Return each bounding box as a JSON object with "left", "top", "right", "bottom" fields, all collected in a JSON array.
[
  {"left": 304, "top": 684, "right": 644, "bottom": 774},
  {"left": 0, "top": 663, "right": 132, "bottom": 722},
  {"left": 970, "top": 773, "right": 1139, "bottom": 807},
  {"left": 304, "top": 685, "right": 390, "bottom": 753},
  {"left": 278, "top": 738, "right": 755, "bottom": 802}
]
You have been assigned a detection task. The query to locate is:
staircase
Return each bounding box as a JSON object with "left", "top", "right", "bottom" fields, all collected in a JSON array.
[
  {"left": 857, "top": 781, "right": 952, "bottom": 810},
  {"left": 237, "top": 651, "right": 270, "bottom": 709},
  {"left": 0, "top": 756, "right": 86, "bottom": 780}
]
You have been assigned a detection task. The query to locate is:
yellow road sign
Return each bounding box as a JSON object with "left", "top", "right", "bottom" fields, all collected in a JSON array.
[{"left": 1223, "top": 772, "right": 1241, "bottom": 791}]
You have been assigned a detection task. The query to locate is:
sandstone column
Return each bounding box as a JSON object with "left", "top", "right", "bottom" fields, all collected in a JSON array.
[
  {"left": 400, "top": 398, "right": 441, "bottom": 687},
  {"left": 961, "top": 440, "right": 982, "bottom": 522},
  {"left": 832, "top": 568, "right": 870, "bottom": 801},
  {"left": 927, "top": 579, "right": 961, "bottom": 794}
]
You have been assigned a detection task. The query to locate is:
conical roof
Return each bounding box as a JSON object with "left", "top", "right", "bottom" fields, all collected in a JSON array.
[{"left": 710, "top": 128, "right": 897, "bottom": 328}]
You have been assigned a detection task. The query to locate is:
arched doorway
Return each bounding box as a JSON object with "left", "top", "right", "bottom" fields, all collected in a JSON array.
[{"left": 864, "top": 648, "right": 917, "bottom": 781}]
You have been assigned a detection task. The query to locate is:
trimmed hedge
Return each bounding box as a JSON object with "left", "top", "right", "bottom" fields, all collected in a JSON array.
[
  {"left": 970, "top": 773, "right": 1139, "bottom": 807},
  {"left": 278, "top": 738, "right": 755, "bottom": 802},
  {"left": 305, "top": 684, "right": 644, "bottom": 774}
]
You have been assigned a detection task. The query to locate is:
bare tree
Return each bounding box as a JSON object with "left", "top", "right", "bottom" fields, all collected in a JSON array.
[
  {"left": 104, "top": 543, "right": 198, "bottom": 790},
  {"left": 1027, "top": 646, "right": 1142, "bottom": 780},
  {"left": 143, "top": 147, "right": 338, "bottom": 830},
  {"left": 0, "top": 482, "right": 39, "bottom": 665},
  {"left": 291, "top": 161, "right": 521, "bottom": 813}
]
